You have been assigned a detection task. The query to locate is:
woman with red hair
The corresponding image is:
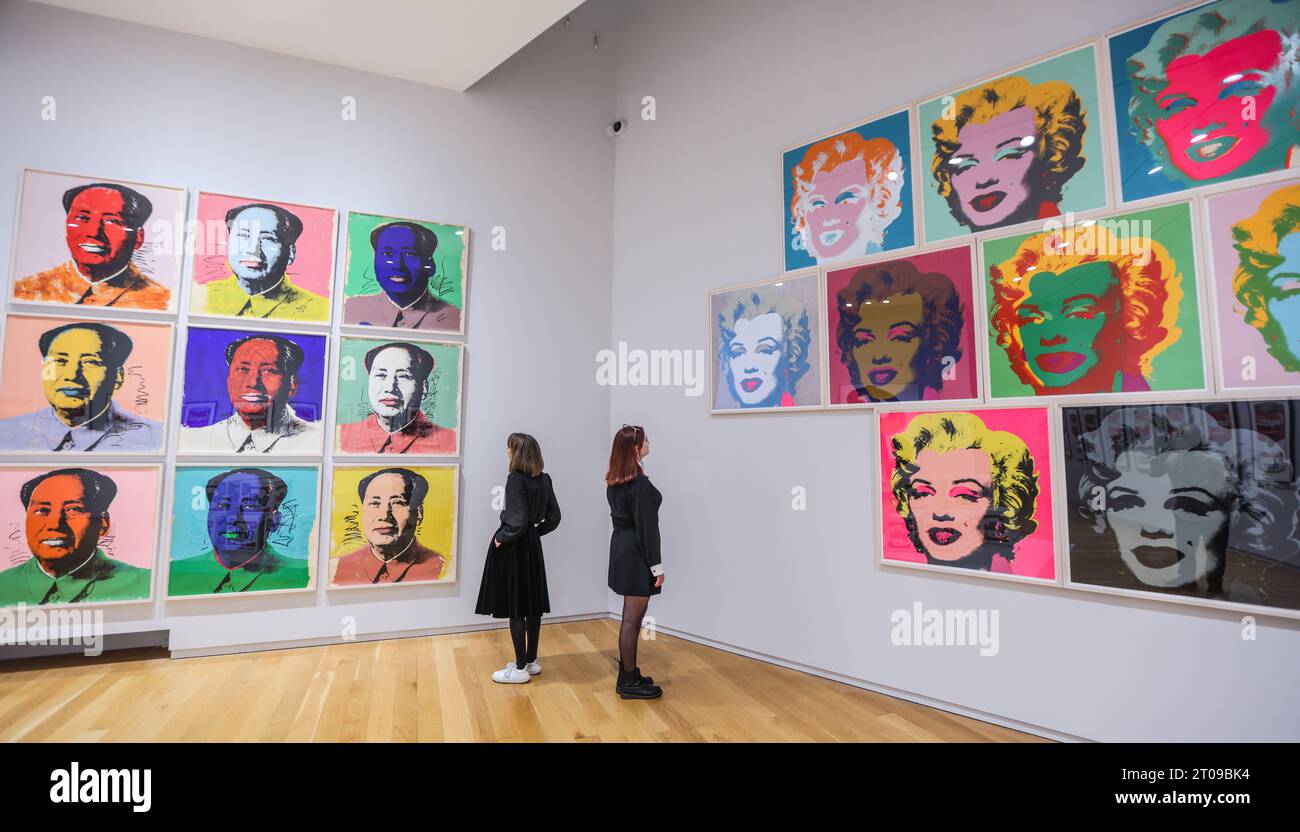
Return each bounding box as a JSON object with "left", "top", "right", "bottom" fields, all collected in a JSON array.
[{"left": 605, "top": 424, "right": 664, "bottom": 699}]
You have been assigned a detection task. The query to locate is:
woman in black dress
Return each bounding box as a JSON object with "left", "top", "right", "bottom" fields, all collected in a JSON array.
[
  {"left": 476, "top": 433, "right": 561, "bottom": 685},
  {"left": 606, "top": 424, "right": 664, "bottom": 699}
]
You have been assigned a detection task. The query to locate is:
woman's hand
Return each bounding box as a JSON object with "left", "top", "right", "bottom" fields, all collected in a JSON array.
[
  {"left": 654, "top": 574, "right": 665, "bottom": 588},
  {"left": 494, "top": 539, "right": 502, "bottom": 548}
]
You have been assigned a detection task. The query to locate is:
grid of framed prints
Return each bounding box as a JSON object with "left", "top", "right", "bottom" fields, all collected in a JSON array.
[
  {"left": 709, "top": 0, "right": 1300, "bottom": 621},
  {"left": 0, "top": 168, "right": 469, "bottom": 610}
]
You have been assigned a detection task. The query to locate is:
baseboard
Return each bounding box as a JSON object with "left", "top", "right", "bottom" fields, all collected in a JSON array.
[
  {"left": 611, "top": 612, "right": 1086, "bottom": 743},
  {"left": 167, "top": 611, "right": 611, "bottom": 659}
]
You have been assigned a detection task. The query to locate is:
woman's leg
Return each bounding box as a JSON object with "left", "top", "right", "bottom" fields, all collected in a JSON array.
[
  {"left": 619, "top": 596, "right": 650, "bottom": 672},
  {"left": 525, "top": 617, "right": 542, "bottom": 664},
  {"left": 508, "top": 618, "right": 527, "bottom": 670}
]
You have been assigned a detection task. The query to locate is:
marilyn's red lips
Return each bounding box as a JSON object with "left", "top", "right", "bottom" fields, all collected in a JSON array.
[
  {"left": 740, "top": 378, "right": 763, "bottom": 393},
  {"left": 1035, "top": 351, "right": 1086, "bottom": 374},
  {"left": 970, "top": 191, "right": 1006, "bottom": 213},
  {"left": 868, "top": 368, "right": 897, "bottom": 386},
  {"left": 928, "top": 527, "right": 961, "bottom": 546}
]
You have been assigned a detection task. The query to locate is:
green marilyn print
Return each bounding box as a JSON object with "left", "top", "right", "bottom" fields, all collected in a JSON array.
[{"left": 980, "top": 201, "right": 1206, "bottom": 398}]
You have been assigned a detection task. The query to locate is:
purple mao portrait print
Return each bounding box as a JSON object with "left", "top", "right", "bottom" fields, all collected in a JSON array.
[{"left": 178, "top": 327, "right": 327, "bottom": 455}]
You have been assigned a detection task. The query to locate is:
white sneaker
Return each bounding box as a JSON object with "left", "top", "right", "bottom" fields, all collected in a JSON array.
[
  {"left": 525, "top": 661, "right": 541, "bottom": 676},
  {"left": 492, "top": 662, "right": 531, "bottom": 684}
]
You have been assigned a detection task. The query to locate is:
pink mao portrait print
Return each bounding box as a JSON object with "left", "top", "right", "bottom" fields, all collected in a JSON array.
[
  {"left": 189, "top": 192, "right": 337, "bottom": 323},
  {"left": 825, "top": 245, "right": 979, "bottom": 405},
  {"left": 879, "top": 407, "right": 1056, "bottom": 582}
]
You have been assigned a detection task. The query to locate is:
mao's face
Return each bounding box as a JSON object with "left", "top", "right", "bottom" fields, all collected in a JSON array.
[
  {"left": 25, "top": 475, "right": 105, "bottom": 564},
  {"left": 726, "top": 311, "right": 785, "bottom": 406},
  {"left": 905, "top": 448, "right": 993, "bottom": 563},
  {"left": 64, "top": 187, "right": 142, "bottom": 276},
  {"left": 41, "top": 328, "right": 121, "bottom": 416},
  {"left": 948, "top": 106, "right": 1039, "bottom": 228},
  {"left": 1154, "top": 29, "right": 1282, "bottom": 182},
  {"left": 368, "top": 347, "right": 422, "bottom": 419},
  {"left": 848, "top": 292, "right": 922, "bottom": 400},
  {"left": 374, "top": 226, "right": 430, "bottom": 298},
  {"left": 1102, "top": 449, "right": 1230, "bottom": 588},
  {"left": 804, "top": 159, "right": 872, "bottom": 261},
  {"left": 227, "top": 206, "right": 294, "bottom": 287},
  {"left": 207, "top": 473, "right": 279, "bottom": 559},
  {"left": 227, "top": 339, "right": 294, "bottom": 419},
  {"left": 361, "top": 473, "right": 418, "bottom": 548},
  {"left": 1263, "top": 231, "right": 1300, "bottom": 363},
  {"left": 1015, "top": 262, "right": 1120, "bottom": 388}
]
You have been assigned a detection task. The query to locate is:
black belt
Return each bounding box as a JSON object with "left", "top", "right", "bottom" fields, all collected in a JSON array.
[{"left": 611, "top": 517, "right": 635, "bottom": 528}]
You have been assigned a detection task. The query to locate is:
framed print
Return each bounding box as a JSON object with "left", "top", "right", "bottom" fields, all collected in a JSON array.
[
  {"left": 1107, "top": 0, "right": 1300, "bottom": 205},
  {"left": 1204, "top": 177, "right": 1300, "bottom": 392},
  {"left": 980, "top": 200, "right": 1207, "bottom": 400},
  {"left": 918, "top": 43, "right": 1110, "bottom": 243},
  {"left": 1062, "top": 399, "right": 1300, "bottom": 618},
  {"left": 341, "top": 211, "right": 468, "bottom": 335},
  {"left": 177, "top": 326, "right": 327, "bottom": 456},
  {"left": 709, "top": 270, "right": 825, "bottom": 412},
  {"left": 188, "top": 191, "right": 337, "bottom": 323},
  {"left": 334, "top": 337, "right": 462, "bottom": 456},
  {"left": 781, "top": 108, "right": 915, "bottom": 272},
  {"left": 10, "top": 168, "right": 186, "bottom": 313},
  {"left": 166, "top": 464, "right": 320, "bottom": 598},
  {"left": 825, "top": 244, "right": 981, "bottom": 407},
  {"left": 0, "top": 465, "right": 160, "bottom": 608},
  {"left": 877, "top": 407, "right": 1057, "bottom": 583},
  {"left": 327, "top": 464, "right": 458, "bottom": 587},
  {"left": 0, "top": 314, "right": 172, "bottom": 453}
]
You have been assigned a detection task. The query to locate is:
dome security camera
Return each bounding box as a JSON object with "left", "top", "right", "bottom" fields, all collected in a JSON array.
[{"left": 606, "top": 118, "right": 627, "bottom": 138}]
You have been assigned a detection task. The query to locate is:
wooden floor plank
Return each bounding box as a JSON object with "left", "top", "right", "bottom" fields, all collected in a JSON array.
[{"left": 0, "top": 620, "right": 1045, "bottom": 743}]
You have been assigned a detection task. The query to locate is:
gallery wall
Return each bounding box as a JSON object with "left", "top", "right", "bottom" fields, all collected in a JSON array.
[
  {"left": 607, "top": 0, "right": 1300, "bottom": 741},
  {"left": 0, "top": 0, "right": 619, "bottom": 652}
]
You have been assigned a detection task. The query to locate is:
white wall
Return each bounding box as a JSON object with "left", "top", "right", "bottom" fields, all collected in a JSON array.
[
  {"left": 607, "top": 0, "right": 1300, "bottom": 742},
  {"left": 0, "top": 0, "right": 619, "bottom": 652}
]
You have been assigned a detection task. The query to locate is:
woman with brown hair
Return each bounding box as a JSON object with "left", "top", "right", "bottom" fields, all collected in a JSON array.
[
  {"left": 476, "top": 432, "right": 561, "bottom": 684},
  {"left": 606, "top": 424, "right": 664, "bottom": 699}
]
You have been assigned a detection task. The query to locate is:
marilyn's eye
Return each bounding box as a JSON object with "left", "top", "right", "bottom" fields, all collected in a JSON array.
[
  {"left": 853, "top": 331, "right": 874, "bottom": 345},
  {"left": 993, "top": 147, "right": 1028, "bottom": 162},
  {"left": 1017, "top": 310, "right": 1045, "bottom": 325},
  {"left": 1063, "top": 303, "right": 1101, "bottom": 320},
  {"left": 1269, "top": 274, "right": 1300, "bottom": 296},
  {"left": 1158, "top": 96, "right": 1197, "bottom": 114},
  {"left": 909, "top": 486, "right": 936, "bottom": 499},
  {"left": 755, "top": 344, "right": 780, "bottom": 355},
  {"left": 834, "top": 191, "right": 861, "bottom": 205},
  {"left": 948, "top": 156, "right": 977, "bottom": 173},
  {"left": 1168, "top": 496, "right": 1221, "bottom": 518},
  {"left": 1108, "top": 494, "right": 1142, "bottom": 512},
  {"left": 1219, "top": 79, "right": 1263, "bottom": 100},
  {"left": 809, "top": 199, "right": 826, "bottom": 209}
]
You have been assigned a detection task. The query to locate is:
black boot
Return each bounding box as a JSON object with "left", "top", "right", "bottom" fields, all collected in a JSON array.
[
  {"left": 616, "top": 665, "right": 662, "bottom": 700},
  {"left": 616, "top": 656, "right": 653, "bottom": 686}
]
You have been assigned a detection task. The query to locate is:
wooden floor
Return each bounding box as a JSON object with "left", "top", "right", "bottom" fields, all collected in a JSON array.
[{"left": 0, "top": 619, "right": 1043, "bottom": 742}]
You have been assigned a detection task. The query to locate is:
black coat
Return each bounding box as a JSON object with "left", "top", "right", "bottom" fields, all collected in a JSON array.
[
  {"left": 607, "top": 473, "right": 662, "bottom": 597},
  {"left": 475, "top": 471, "right": 560, "bottom": 619}
]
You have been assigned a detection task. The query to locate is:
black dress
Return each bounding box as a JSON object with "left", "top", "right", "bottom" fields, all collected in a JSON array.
[
  {"left": 607, "top": 473, "right": 662, "bottom": 597},
  {"left": 475, "top": 471, "right": 560, "bottom": 619}
]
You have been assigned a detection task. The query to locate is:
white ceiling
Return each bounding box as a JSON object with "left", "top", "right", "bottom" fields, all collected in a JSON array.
[{"left": 30, "top": 0, "right": 586, "bottom": 91}]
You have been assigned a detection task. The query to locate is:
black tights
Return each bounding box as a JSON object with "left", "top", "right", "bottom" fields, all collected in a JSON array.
[
  {"left": 508, "top": 617, "right": 541, "bottom": 669},
  {"left": 619, "top": 596, "right": 650, "bottom": 672}
]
